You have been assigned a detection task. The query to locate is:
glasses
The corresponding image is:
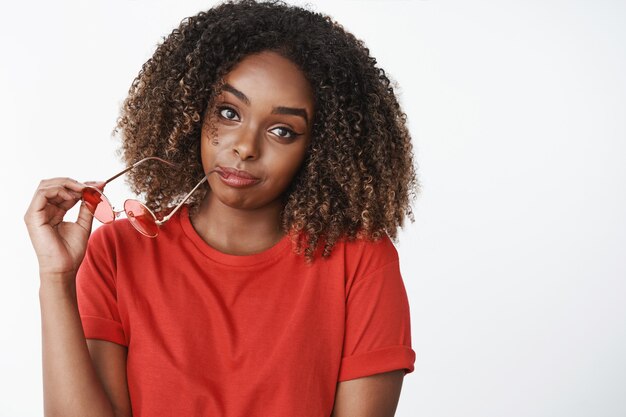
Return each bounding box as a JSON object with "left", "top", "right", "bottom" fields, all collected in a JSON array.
[{"left": 81, "top": 156, "right": 209, "bottom": 238}]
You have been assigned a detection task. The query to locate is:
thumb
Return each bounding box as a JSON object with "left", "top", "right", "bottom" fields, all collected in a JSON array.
[{"left": 76, "top": 200, "right": 95, "bottom": 234}]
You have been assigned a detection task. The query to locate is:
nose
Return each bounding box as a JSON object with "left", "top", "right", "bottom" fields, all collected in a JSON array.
[{"left": 233, "top": 124, "right": 260, "bottom": 161}]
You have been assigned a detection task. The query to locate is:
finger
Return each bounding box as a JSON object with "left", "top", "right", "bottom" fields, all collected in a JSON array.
[
  {"left": 47, "top": 188, "right": 82, "bottom": 206},
  {"left": 55, "top": 191, "right": 82, "bottom": 212},
  {"left": 75, "top": 200, "right": 95, "bottom": 234},
  {"left": 84, "top": 180, "right": 106, "bottom": 191},
  {"left": 26, "top": 185, "right": 80, "bottom": 225},
  {"left": 44, "top": 196, "right": 80, "bottom": 228},
  {"left": 39, "top": 177, "right": 89, "bottom": 193},
  {"left": 48, "top": 188, "right": 83, "bottom": 224},
  {"left": 28, "top": 185, "right": 72, "bottom": 212}
]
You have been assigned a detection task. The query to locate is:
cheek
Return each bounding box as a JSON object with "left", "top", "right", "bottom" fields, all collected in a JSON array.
[
  {"left": 200, "top": 125, "right": 221, "bottom": 154},
  {"left": 270, "top": 146, "right": 309, "bottom": 184},
  {"left": 205, "top": 124, "right": 236, "bottom": 149},
  {"left": 200, "top": 137, "right": 218, "bottom": 175},
  {"left": 201, "top": 115, "right": 221, "bottom": 146}
]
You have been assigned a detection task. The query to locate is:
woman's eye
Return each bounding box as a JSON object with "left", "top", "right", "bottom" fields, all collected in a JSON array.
[
  {"left": 270, "top": 126, "right": 299, "bottom": 139},
  {"left": 218, "top": 107, "right": 239, "bottom": 121}
]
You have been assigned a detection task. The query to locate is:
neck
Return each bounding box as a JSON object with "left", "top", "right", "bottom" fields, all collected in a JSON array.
[{"left": 189, "top": 191, "right": 285, "bottom": 256}]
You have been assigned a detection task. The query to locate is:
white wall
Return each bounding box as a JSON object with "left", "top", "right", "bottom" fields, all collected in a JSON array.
[{"left": 1, "top": 0, "right": 625, "bottom": 416}]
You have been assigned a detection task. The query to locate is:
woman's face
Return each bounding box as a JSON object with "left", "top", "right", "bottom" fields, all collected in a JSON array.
[{"left": 200, "top": 50, "right": 315, "bottom": 210}]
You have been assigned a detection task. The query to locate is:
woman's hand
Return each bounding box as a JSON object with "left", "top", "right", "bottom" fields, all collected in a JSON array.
[{"left": 24, "top": 177, "right": 103, "bottom": 283}]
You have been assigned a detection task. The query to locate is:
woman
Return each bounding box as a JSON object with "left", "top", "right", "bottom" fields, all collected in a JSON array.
[{"left": 24, "top": 1, "right": 419, "bottom": 416}]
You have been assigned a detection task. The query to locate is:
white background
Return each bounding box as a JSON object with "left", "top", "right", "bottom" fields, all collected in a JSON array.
[{"left": 1, "top": 0, "right": 625, "bottom": 416}]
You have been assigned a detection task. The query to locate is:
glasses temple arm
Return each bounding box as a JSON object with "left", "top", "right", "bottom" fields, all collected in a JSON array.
[
  {"left": 157, "top": 174, "right": 208, "bottom": 225},
  {"left": 103, "top": 156, "right": 179, "bottom": 185}
]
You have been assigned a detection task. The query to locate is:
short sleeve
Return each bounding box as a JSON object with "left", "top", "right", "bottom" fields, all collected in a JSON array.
[
  {"left": 338, "top": 259, "right": 415, "bottom": 382},
  {"left": 76, "top": 225, "right": 127, "bottom": 346}
]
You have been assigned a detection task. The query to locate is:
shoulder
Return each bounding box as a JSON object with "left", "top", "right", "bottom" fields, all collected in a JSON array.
[
  {"left": 86, "top": 218, "right": 145, "bottom": 261},
  {"left": 88, "top": 204, "right": 180, "bottom": 248},
  {"left": 82, "top": 221, "right": 131, "bottom": 270},
  {"left": 340, "top": 232, "right": 400, "bottom": 285},
  {"left": 343, "top": 232, "right": 398, "bottom": 264},
  {"left": 89, "top": 218, "right": 135, "bottom": 246}
]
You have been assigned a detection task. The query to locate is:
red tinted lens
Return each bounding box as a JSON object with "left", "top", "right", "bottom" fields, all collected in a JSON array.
[
  {"left": 124, "top": 200, "right": 159, "bottom": 237},
  {"left": 82, "top": 186, "right": 114, "bottom": 223}
]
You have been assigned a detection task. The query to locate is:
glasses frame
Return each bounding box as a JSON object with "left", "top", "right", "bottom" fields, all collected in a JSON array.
[{"left": 82, "top": 156, "right": 208, "bottom": 237}]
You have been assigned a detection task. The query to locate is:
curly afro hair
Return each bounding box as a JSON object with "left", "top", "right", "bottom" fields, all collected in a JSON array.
[{"left": 113, "top": 0, "right": 420, "bottom": 263}]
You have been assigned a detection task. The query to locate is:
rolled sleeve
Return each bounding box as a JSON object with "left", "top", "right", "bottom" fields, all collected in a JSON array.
[
  {"left": 76, "top": 226, "right": 128, "bottom": 346},
  {"left": 338, "top": 260, "right": 415, "bottom": 382}
]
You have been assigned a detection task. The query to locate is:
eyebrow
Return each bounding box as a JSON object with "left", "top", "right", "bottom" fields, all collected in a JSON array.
[
  {"left": 272, "top": 106, "right": 308, "bottom": 123},
  {"left": 222, "top": 83, "right": 309, "bottom": 123},
  {"left": 223, "top": 83, "right": 250, "bottom": 105}
]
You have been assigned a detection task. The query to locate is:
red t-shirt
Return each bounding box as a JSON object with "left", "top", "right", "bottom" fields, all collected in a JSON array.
[{"left": 76, "top": 204, "right": 415, "bottom": 417}]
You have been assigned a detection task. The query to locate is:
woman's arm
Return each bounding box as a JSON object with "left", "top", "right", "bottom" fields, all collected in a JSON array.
[
  {"left": 39, "top": 278, "right": 119, "bottom": 417},
  {"left": 86, "top": 339, "right": 132, "bottom": 417},
  {"left": 25, "top": 178, "right": 130, "bottom": 416},
  {"left": 330, "top": 370, "right": 405, "bottom": 417}
]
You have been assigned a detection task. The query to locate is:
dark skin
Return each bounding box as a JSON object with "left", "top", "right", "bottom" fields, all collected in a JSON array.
[
  {"left": 189, "top": 50, "right": 405, "bottom": 416},
  {"left": 190, "top": 51, "right": 314, "bottom": 255},
  {"left": 24, "top": 50, "right": 404, "bottom": 416}
]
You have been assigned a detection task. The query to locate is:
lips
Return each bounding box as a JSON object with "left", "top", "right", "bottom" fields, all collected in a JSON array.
[
  {"left": 214, "top": 166, "right": 261, "bottom": 188},
  {"left": 216, "top": 166, "right": 259, "bottom": 180}
]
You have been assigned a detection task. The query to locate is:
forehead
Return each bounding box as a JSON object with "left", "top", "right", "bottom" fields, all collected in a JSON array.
[{"left": 221, "top": 51, "right": 314, "bottom": 109}]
